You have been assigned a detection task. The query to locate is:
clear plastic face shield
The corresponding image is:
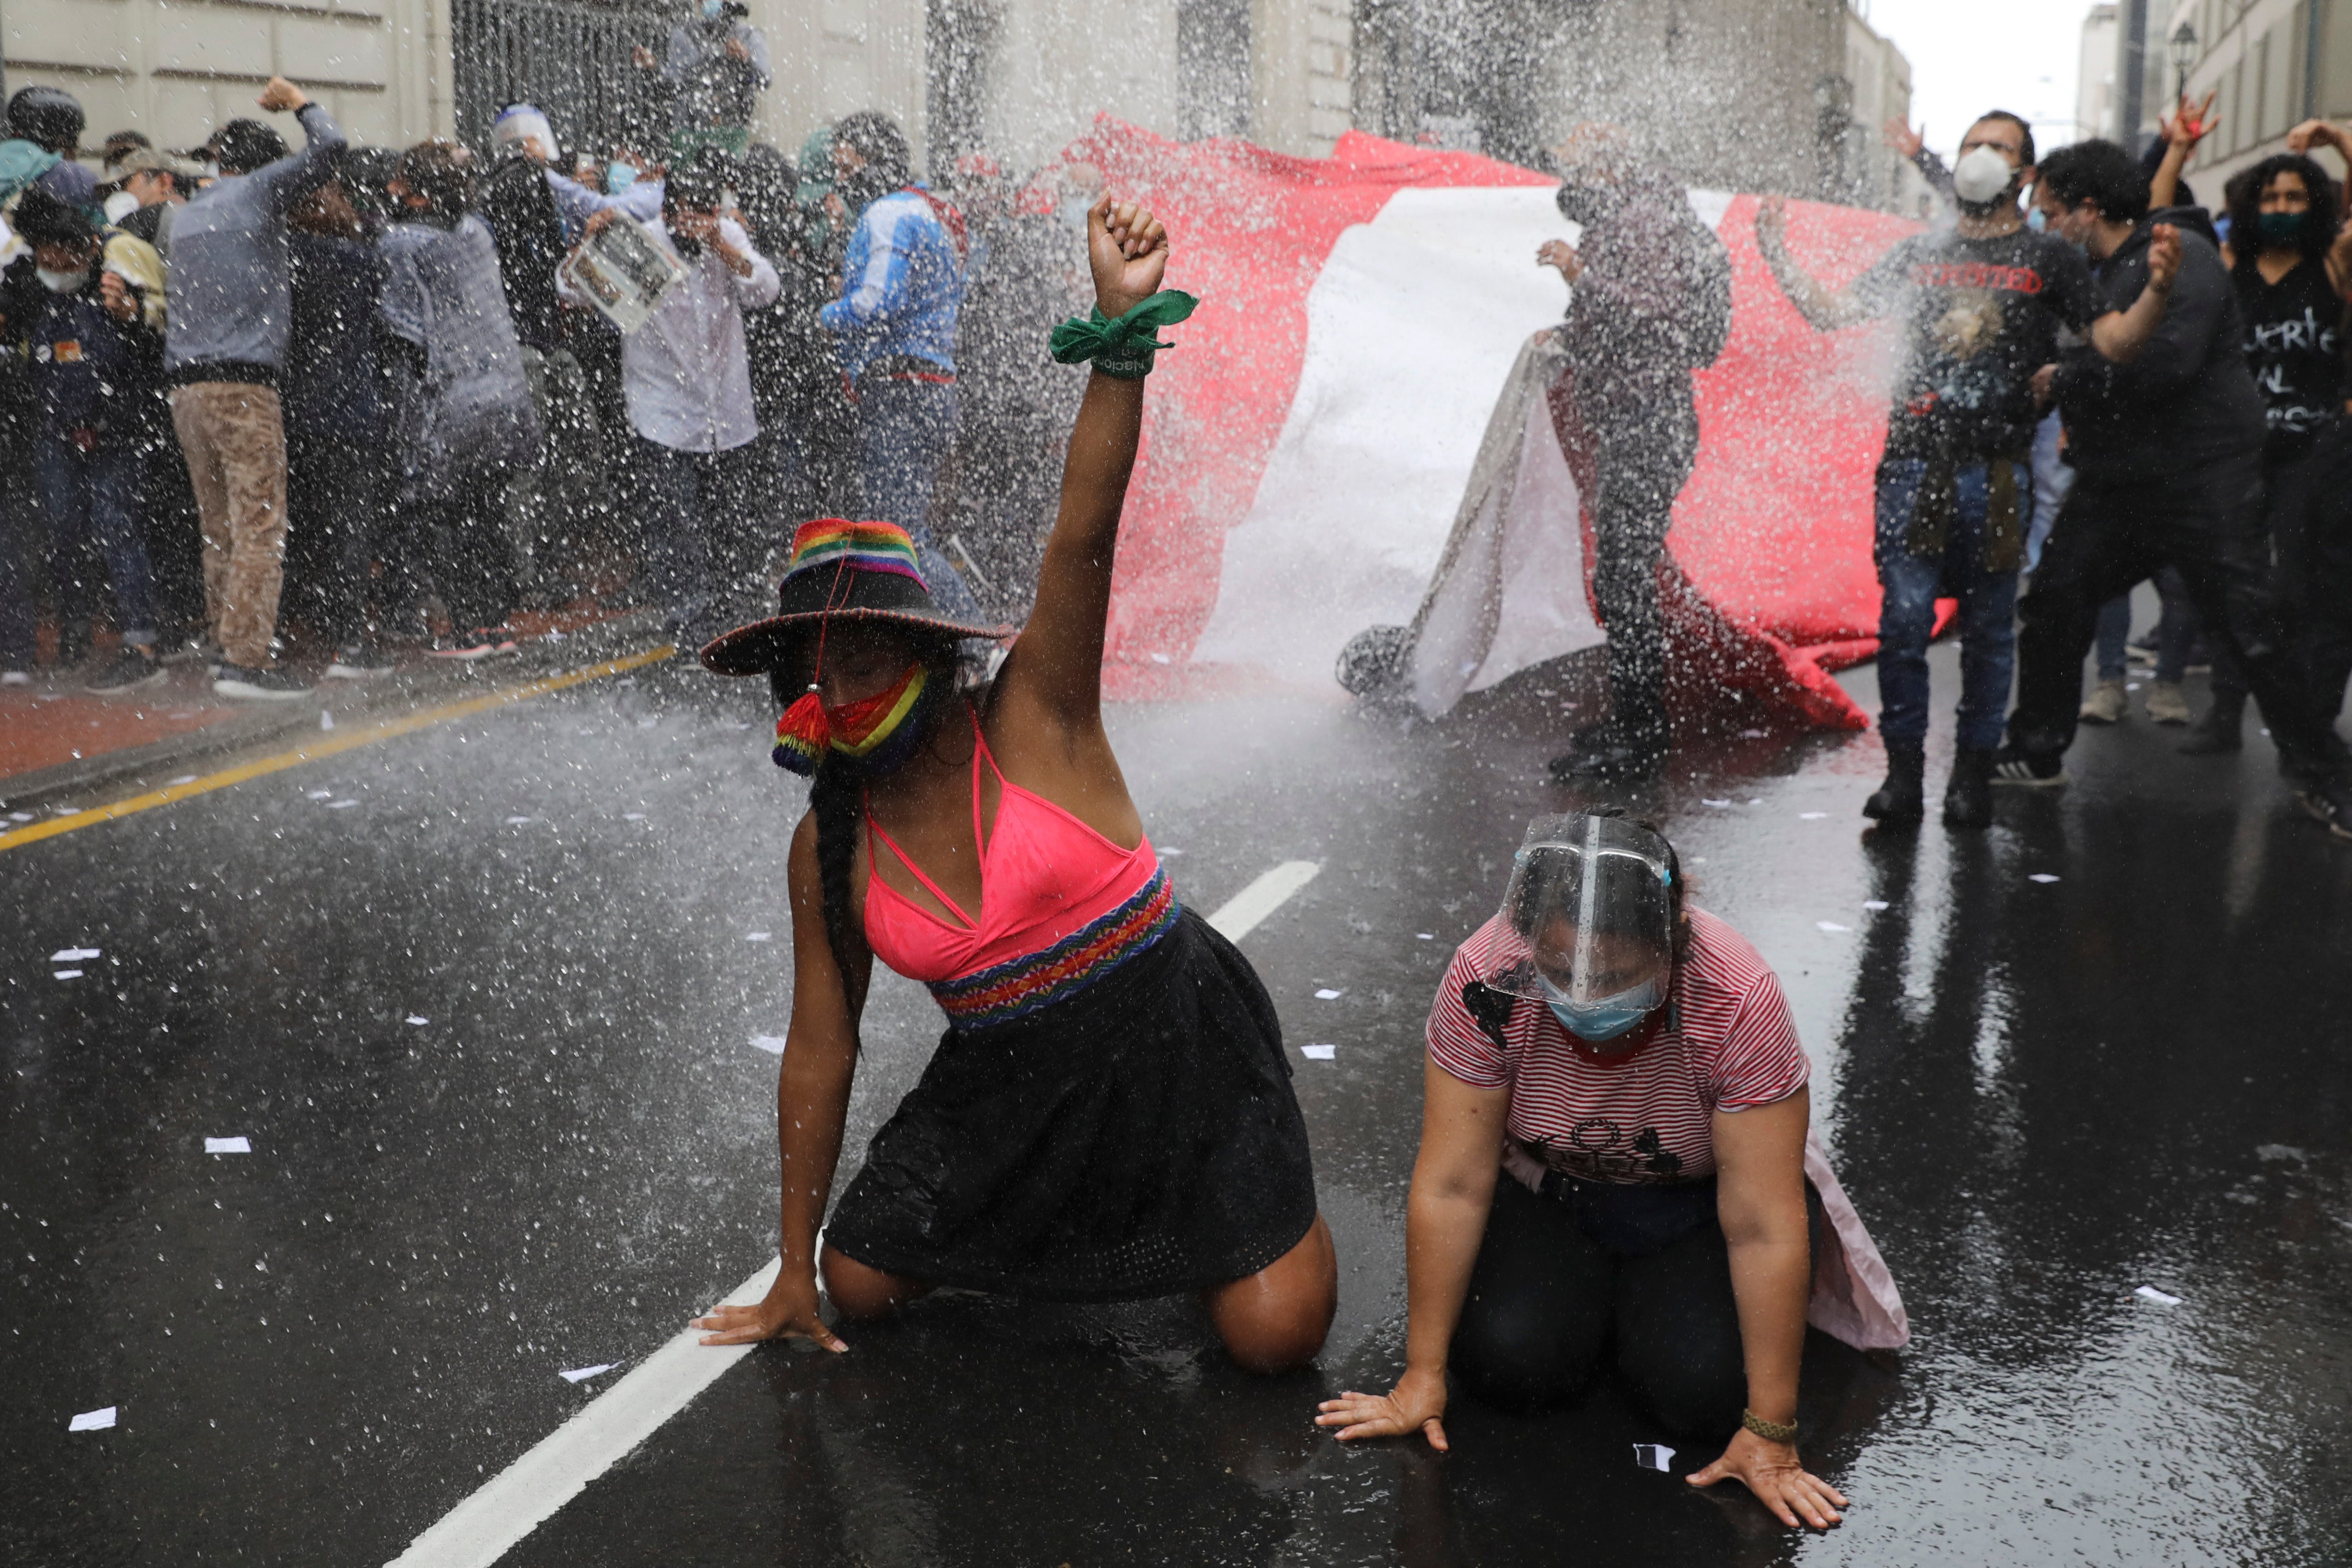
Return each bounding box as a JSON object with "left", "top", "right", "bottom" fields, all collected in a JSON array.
[{"left": 1486, "top": 814, "right": 1676, "bottom": 1041}]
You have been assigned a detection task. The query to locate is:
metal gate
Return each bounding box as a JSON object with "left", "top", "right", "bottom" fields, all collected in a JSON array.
[{"left": 451, "top": 0, "right": 678, "bottom": 155}]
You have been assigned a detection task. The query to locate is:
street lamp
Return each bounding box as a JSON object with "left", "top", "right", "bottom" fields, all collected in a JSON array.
[{"left": 2169, "top": 19, "right": 2199, "bottom": 102}]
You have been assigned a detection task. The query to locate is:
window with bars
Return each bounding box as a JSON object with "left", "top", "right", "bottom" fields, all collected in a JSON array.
[{"left": 451, "top": 0, "right": 680, "bottom": 156}]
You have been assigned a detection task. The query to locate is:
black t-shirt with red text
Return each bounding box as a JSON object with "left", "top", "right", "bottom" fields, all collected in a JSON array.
[{"left": 1852, "top": 227, "right": 2100, "bottom": 459}]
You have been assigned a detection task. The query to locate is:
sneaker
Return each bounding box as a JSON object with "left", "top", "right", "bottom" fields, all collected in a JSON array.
[
  {"left": 213, "top": 662, "right": 313, "bottom": 700},
  {"left": 86, "top": 647, "right": 166, "bottom": 693},
  {"left": 2295, "top": 776, "right": 2352, "bottom": 843},
  {"left": 2124, "top": 642, "right": 2158, "bottom": 669},
  {"left": 2144, "top": 681, "right": 2193, "bottom": 725},
  {"left": 429, "top": 635, "right": 497, "bottom": 661},
  {"left": 2079, "top": 679, "right": 2129, "bottom": 724},
  {"left": 325, "top": 641, "right": 397, "bottom": 679},
  {"left": 1989, "top": 746, "right": 2068, "bottom": 787}
]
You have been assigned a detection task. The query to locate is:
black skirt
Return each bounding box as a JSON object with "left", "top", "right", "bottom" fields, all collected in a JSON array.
[{"left": 824, "top": 907, "right": 1321, "bottom": 1302}]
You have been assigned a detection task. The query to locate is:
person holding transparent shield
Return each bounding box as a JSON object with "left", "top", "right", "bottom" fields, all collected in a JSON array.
[{"left": 1316, "top": 811, "right": 1905, "bottom": 1531}]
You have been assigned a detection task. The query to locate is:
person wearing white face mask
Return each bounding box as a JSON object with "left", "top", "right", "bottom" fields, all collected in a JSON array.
[
  {"left": 1315, "top": 811, "right": 1906, "bottom": 1533},
  {"left": 633, "top": 0, "right": 769, "bottom": 163},
  {"left": 1755, "top": 111, "right": 2177, "bottom": 832}
]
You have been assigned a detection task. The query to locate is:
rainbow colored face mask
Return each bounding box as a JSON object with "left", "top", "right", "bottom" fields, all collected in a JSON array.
[{"left": 771, "top": 661, "right": 934, "bottom": 777}]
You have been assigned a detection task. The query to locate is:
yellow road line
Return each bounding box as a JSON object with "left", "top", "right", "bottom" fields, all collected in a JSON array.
[{"left": 0, "top": 645, "right": 676, "bottom": 857}]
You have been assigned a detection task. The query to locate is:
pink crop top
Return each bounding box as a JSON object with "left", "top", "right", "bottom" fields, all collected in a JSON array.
[{"left": 863, "top": 715, "right": 1166, "bottom": 996}]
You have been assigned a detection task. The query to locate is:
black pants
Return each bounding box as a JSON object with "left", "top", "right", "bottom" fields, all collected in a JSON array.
[
  {"left": 286, "top": 427, "right": 396, "bottom": 645},
  {"left": 2009, "top": 450, "right": 2347, "bottom": 778},
  {"left": 1450, "top": 1175, "right": 1745, "bottom": 1438},
  {"left": 1591, "top": 406, "right": 1699, "bottom": 743},
  {"left": 2293, "top": 423, "right": 2352, "bottom": 722},
  {"left": 2205, "top": 440, "right": 2328, "bottom": 705},
  {"left": 394, "top": 463, "right": 514, "bottom": 636}
]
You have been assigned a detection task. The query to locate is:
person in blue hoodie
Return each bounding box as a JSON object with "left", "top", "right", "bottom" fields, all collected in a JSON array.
[
  {"left": 0, "top": 190, "right": 167, "bottom": 691},
  {"left": 820, "top": 111, "right": 980, "bottom": 618}
]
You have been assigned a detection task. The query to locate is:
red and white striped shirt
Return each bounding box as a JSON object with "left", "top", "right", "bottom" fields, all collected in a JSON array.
[{"left": 1426, "top": 907, "right": 1808, "bottom": 1186}]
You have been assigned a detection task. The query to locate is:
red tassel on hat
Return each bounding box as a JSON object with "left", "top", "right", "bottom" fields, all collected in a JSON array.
[{"left": 771, "top": 682, "right": 832, "bottom": 773}]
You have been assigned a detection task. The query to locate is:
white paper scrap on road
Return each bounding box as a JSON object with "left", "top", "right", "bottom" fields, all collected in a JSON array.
[
  {"left": 321, "top": 711, "right": 336, "bottom": 731},
  {"left": 9, "top": 811, "right": 34, "bottom": 822},
  {"left": 505, "top": 817, "right": 534, "bottom": 825},
  {"left": 307, "top": 790, "right": 333, "bottom": 800},
  {"left": 1799, "top": 812, "right": 1827, "bottom": 820},
  {"left": 68, "top": 1407, "right": 117, "bottom": 1432},
  {"left": 2029, "top": 873, "right": 2061, "bottom": 883},
  {"left": 623, "top": 813, "right": 646, "bottom": 821},
  {"left": 1816, "top": 922, "right": 1851, "bottom": 933},
  {"left": 1302, "top": 1044, "right": 1337, "bottom": 1060},
  {"left": 327, "top": 800, "right": 358, "bottom": 810},
  {"left": 2256, "top": 1144, "right": 2308, "bottom": 1162},
  {"left": 167, "top": 776, "right": 197, "bottom": 787},
  {"left": 406, "top": 1016, "right": 429, "bottom": 1026},
  {"left": 1205, "top": 861, "right": 1321, "bottom": 942},
  {"left": 2135, "top": 1285, "right": 2183, "bottom": 1306},
  {"left": 53, "top": 970, "right": 82, "bottom": 980},
  {"left": 1417, "top": 932, "right": 1435, "bottom": 940},
  {"left": 50, "top": 947, "right": 100, "bottom": 962},
  {"left": 1315, "top": 988, "right": 1344, "bottom": 1000},
  {"left": 1702, "top": 799, "right": 1731, "bottom": 808},
  {"left": 384, "top": 1256, "right": 781, "bottom": 1568},
  {"left": 558, "top": 1364, "right": 616, "bottom": 1384},
  {"left": 205, "top": 1136, "right": 251, "bottom": 1155},
  {"left": 1633, "top": 1443, "right": 1674, "bottom": 1471},
  {"left": 1863, "top": 900, "right": 1890, "bottom": 911},
  {"left": 749, "top": 1035, "right": 787, "bottom": 1054},
  {"left": 745, "top": 932, "right": 771, "bottom": 942}
]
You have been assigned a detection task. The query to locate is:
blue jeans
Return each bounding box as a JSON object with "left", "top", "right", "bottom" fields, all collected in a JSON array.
[
  {"left": 1875, "top": 459, "right": 2024, "bottom": 751},
  {"left": 2093, "top": 594, "right": 2131, "bottom": 681},
  {"left": 634, "top": 438, "right": 736, "bottom": 631},
  {"left": 2024, "top": 411, "right": 2071, "bottom": 573},
  {"left": 35, "top": 433, "right": 157, "bottom": 644},
  {"left": 855, "top": 376, "right": 984, "bottom": 621}
]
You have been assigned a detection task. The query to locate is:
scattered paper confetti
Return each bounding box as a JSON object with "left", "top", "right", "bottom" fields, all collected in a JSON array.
[
  {"left": 1301, "top": 1044, "right": 1336, "bottom": 1060},
  {"left": 166, "top": 775, "right": 197, "bottom": 787},
  {"left": 405, "top": 1016, "right": 429, "bottom": 1026},
  {"left": 2135, "top": 1285, "right": 2183, "bottom": 1307},
  {"left": 623, "top": 813, "right": 646, "bottom": 821},
  {"left": 2028, "top": 873, "right": 2060, "bottom": 884},
  {"left": 306, "top": 790, "right": 333, "bottom": 800},
  {"left": 2256, "top": 1144, "right": 2307, "bottom": 1162},
  {"left": 1799, "top": 812, "right": 1827, "bottom": 820},
  {"left": 50, "top": 948, "right": 100, "bottom": 963},
  {"left": 1816, "top": 921, "right": 1851, "bottom": 933},
  {"left": 1748, "top": 798, "right": 1764, "bottom": 806},
  {"left": 1632, "top": 1443, "right": 1675, "bottom": 1471},
  {"left": 205, "top": 1136, "right": 251, "bottom": 1155},
  {"left": 68, "top": 1407, "right": 116, "bottom": 1432},
  {"left": 505, "top": 816, "right": 534, "bottom": 825},
  {"left": 1314, "top": 988, "right": 1344, "bottom": 1000},
  {"left": 636, "top": 717, "right": 658, "bottom": 729},
  {"left": 746, "top": 932, "right": 772, "bottom": 942},
  {"left": 319, "top": 711, "right": 335, "bottom": 731},
  {"left": 1160, "top": 847, "right": 1182, "bottom": 857},
  {"left": 7, "top": 812, "right": 32, "bottom": 822},
  {"left": 1417, "top": 933, "right": 1435, "bottom": 940},
  {"left": 750, "top": 1035, "right": 788, "bottom": 1054},
  {"left": 1149, "top": 653, "right": 1172, "bottom": 665},
  {"left": 1701, "top": 799, "right": 1731, "bottom": 808},
  {"left": 1862, "top": 900, "right": 1890, "bottom": 911},
  {"left": 326, "top": 800, "right": 358, "bottom": 810},
  {"left": 53, "top": 970, "right": 82, "bottom": 980},
  {"left": 559, "top": 1363, "right": 616, "bottom": 1384},
  {"left": 1740, "top": 728, "right": 1768, "bottom": 738}
]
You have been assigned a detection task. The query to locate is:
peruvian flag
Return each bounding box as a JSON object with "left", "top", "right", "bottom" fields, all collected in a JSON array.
[{"left": 1066, "top": 117, "right": 1921, "bottom": 730}]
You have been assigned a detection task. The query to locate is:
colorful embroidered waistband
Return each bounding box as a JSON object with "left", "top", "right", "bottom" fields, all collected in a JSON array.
[{"left": 928, "top": 867, "right": 1180, "bottom": 1029}]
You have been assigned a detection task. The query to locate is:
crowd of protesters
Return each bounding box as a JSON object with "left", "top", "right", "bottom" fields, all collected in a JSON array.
[{"left": 0, "top": 53, "right": 1093, "bottom": 700}]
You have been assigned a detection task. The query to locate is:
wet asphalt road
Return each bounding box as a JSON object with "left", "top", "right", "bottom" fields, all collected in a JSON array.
[{"left": 7, "top": 635, "right": 2352, "bottom": 1567}]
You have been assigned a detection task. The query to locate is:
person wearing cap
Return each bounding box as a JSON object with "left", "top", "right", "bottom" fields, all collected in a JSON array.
[
  {"left": 632, "top": 0, "right": 770, "bottom": 162},
  {"left": 1315, "top": 812, "right": 1906, "bottom": 1530},
  {"left": 689, "top": 199, "right": 1336, "bottom": 1373},
  {"left": 106, "top": 149, "right": 201, "bottom": 256},
  {"left": 165, "top": 75, "right": 346, "bottom": 700},
  {"left": 0, "top": 188, "right": 169, "bottom": 690}
]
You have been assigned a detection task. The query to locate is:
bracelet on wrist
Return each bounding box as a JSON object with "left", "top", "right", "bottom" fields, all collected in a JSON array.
[
  {"left": 1741, "top": 1408, "right": 1799, "bottom": 1444},
  {"left": 1049, "top": 289, "right": 1199, "bottom": 380}
]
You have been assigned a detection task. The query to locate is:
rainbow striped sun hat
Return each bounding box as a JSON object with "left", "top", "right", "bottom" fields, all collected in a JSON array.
[{"left": 699, "top": 519, "right": 1017, "bottom": 677}]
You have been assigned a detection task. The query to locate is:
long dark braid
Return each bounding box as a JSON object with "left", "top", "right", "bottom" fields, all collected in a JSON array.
[{"left": 808, "top": 761, "right": 866, "bottom": 1005}]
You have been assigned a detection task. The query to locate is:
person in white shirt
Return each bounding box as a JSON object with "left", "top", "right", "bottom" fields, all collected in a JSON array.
[{"left": 573, "top": 159, "right": 778, "bottom": 639}]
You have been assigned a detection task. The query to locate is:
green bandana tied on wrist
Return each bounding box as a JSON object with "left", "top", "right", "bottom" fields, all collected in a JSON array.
[{"left": 1049, "top": 290, "right": 1200, "bottom": 380}]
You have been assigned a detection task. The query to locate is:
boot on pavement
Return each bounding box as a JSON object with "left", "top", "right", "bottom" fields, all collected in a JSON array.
[
  {"left": 2144, "top": 681, "right": 2193, "bottom": 724},
  {"left": 1863, "top": 740, "right": 1926, "bottom": 824},
  {"left": 2079, "top": 679, "right": 2129, "bottom": 724},
  {"left": 2179, "top": 689, "right": 2244, "bottom": 755},
  {"left": 1943, "top": 747, "right": 1995, "bottom": 829}
]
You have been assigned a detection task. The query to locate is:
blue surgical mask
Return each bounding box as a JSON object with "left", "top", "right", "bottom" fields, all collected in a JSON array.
[
  {"left": 1541, "top": 974, "right": 1663, "bottom": 1043},
  {"left": 703, "top": 0, "right": 725, "bottom": 16},
  {"left": 606, "top": 160, "right": 639, "bottom": 194},
  {"left": 2025, "top": 206, "right": 2046, "bottom": 233}
]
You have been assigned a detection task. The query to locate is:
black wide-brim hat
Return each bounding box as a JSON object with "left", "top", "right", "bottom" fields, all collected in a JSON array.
[{"left": 699, "top": 519, "right": 1017, "bottom": 678}]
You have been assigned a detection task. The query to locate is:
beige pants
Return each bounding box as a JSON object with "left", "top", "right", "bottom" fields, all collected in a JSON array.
[{"left": 170, "top": 382, "right": 288, "bottom": 669}]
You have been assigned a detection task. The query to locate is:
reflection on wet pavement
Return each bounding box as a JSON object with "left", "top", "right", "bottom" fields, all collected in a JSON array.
[{"left": 5, "top": 645, "right": 2350, "bottom": 1565}]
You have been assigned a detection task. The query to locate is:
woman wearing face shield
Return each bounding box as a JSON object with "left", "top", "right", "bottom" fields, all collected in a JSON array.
[
  {"left": 686, "top": 198, "right": 1337, "bottom": 1373},
  {"left": 1316, "top": 812, "right": 1906, "bottom": 1530}
]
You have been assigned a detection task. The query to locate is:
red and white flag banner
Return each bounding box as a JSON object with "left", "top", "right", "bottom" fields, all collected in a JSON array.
[{"left": 1066, "top": 116, "right": 1922, "bottom": 731}]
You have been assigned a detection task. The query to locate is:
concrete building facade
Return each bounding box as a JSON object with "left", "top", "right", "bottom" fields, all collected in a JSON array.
[
  {"left": 2171, "top": 0, "right": 2352, "bottom": 197},
  {"left": 6, "top": 0, "right": 1909, "bottom": 209}
]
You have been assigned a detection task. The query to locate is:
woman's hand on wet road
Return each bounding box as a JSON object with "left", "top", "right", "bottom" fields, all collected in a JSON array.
[
  {"left": 692, "top": 1269, "right": 847, "bottom": 1351},
  {"left": 1687, "top": 1428, "right": 1846, "bottom": 1529},
  {"left": 1315, "top": 1365, "right": 1450, "bottom": 1450}
]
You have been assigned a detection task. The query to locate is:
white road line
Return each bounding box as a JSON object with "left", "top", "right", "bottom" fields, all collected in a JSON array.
[
  {"left": 384, "top": 1258, "right": 780, "bottom": 1568},
  {"left": 1205, "top": 860, "right": 1321, "bottom": 941},
  {"left": 391, "top": 857, "right": 1321, "bottom": 1566}
]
